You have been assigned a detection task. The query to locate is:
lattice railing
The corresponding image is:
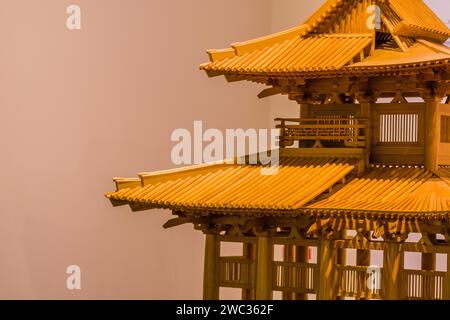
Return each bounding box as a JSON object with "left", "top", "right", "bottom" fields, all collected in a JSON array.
[
  {"left": 403, "top": 270, "right": 446, "bottom": 300},
  {"left": 275, "top": 118, "right": 367, "bottom": 148},
  {"left": 272, "top": 262, "right": 317, "bottom": 294},
  {"left": 337, "top": 265, "right": 382, "bottom": 299},
  {"left": 219, "top": 257, "right": 253, "bottom": 289}
]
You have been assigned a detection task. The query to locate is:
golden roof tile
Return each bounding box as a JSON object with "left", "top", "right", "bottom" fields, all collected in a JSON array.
[
  {"left": 308, "top": 166, "right": 450, "bottom": 213},
  {"left": 202, "top": 34, "right": 373, "bottom": 75},
  {"left": 106, "top": 157, "right": 356, "bottom": 213},
  {"left": 200, "top": 0, "right": 450, "bottom": 78}
]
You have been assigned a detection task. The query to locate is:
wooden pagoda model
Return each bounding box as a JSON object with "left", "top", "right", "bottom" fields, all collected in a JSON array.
[{"left": 106, "top": 0, "right": 450, "bottom": 300}]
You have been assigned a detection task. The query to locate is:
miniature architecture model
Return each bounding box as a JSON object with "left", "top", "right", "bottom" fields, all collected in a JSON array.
[{"left": 106, "top": 0, "right": 450, "bottom": 300}]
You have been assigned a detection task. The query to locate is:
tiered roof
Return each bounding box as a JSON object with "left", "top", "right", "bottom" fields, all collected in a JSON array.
[
  {"left": 107, "top": 154, "right": 450, "bottom": 219},
  {"left": 201, "top": 0, "right": 450, "bottom": 79},
  {"left": 107, "top": 157, "right": 356, "bottom": 213},
  {"left": 106, "top": 0, "right": 450, "bottom": 220}
]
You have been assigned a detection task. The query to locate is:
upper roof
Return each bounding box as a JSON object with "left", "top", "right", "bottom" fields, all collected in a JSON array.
[{"left": 200, "top": 0, "right": 450, "bottom": 79}]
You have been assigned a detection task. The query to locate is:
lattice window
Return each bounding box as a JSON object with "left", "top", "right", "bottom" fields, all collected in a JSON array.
[
  {"left": 379, "top": 114, "right": 419, "bottom": 143},
  {"left": 441, "top": 116, "right": 450, "bottom": 143}
]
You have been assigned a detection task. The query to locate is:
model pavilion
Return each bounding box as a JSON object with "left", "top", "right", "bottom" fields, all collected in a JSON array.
[{"left": 106, "top": 0, "right": 450, "bottom": 300}]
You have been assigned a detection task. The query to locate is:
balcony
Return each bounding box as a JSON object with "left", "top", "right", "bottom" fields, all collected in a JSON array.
[{"left": 275, "top": 118, "right": 367, "bottom": 148}]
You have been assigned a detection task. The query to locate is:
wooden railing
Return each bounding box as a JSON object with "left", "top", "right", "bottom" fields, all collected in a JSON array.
[
  {"left": 403, "top": 269, "right": 446, "bottom": 300},
  {"left": 337, "top": 265, "right": 382, "bottom": 299},
  {"left": 273, "top": 262, "right": 317, "bottom": 294},
  {"left": 275, "top": 118, "right": 367, "bottom": 148},
  {"left": 219, "top": 257, "right": 253, "bottom": 289}
]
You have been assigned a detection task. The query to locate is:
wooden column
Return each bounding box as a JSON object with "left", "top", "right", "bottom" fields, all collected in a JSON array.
[
  {"left": 357, "top": 250, "right": 371, "bottom": 267},
  {"left": 203, "top": 234, "right": 220, "bottom": 300},
  {"left": 255, "top": 235, "right": 273, "bottom": 300},
  {"left": 336, "top": 232, "right": 346, "bottom": 300},
  {"left": 422, "top": 252, "right": 436, "bottom": 299},
  {"left": 382, "top": 242, "right": 404, "bottom": 300},
  {"left": 357, "top": 248, "right": 371, "bottom": 300},
  {"left": 359, "top": 97, "right": 375, "bottom": 168},
  {"left": 242, "top": 242, "right": 256, "bottom": 300},
  {"left": 317, "top": 239, "right": 337, "bottom": 300},
  {"left": 425, "top": 97, "right": 441, "bottom": 171},
  {"left": 282, "top": 245, "right": 295, "bottom": 300},
  {"left": 299, "top": 103, "right": 311, "bottom": 148},
  {"left": 357, "top": 233, "right": 371, "bottom": 268}
]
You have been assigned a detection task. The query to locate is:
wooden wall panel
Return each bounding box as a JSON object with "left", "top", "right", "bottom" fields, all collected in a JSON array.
[{"left": 371, "top": 103, "right": 426, "bottom": 165}]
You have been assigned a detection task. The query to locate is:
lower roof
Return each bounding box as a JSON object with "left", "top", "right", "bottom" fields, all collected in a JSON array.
[
  {"left": 106, "top": 157, "right": 355, "bottom": 212},
  {"left": 106, "top": 157, "right": 450, "bottom": 218},
  {"left": 308, "top": 166, "right": 450, "bottom": 213}
]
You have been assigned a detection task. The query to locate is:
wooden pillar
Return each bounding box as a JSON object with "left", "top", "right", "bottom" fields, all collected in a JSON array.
[
  {"left": 357, "top": 233, "right": 371, "bottom": 267},
  {"left": 255, "top": 235, "right": 273, "bottom": 300},
  {"left": 317, "top": 239, "right": 337, "bottom": 300},
  {"left": 336, "top": 232, "right": 346, "bottom": 300},
  {"left": 359, "top": 98, "right": 375, "bottom": 167},
  {"left": 357, "top": 250, "right": 371, "bottom": 267},
  {"left": 203, "top": 234, "right": 220, "bottom": 300},
  {"left": 299, "top": 103, "right": 311, "bottom": 148},
  {"left": 242, "top": 242, "right": 256, "bottom": 300},
  {"left": 282, "top": 245, "right": 295, "bottom": 300},
  {"left": 382, "top": 242, "right": 404, "bottom": 300},
  {"left": 422, "top": 252, "right": 436, "bottom": 300},
  {"left": 357, "top": 248, "right": 371, "bottom": 300},
  {"left": 425, "top": 98, "right": 441, "bottom": 171}
]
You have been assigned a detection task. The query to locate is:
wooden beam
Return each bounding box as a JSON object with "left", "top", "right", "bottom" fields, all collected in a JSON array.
[
  {"left": 163, "top": 217, "right": 192, "bottom": 229},
  {"left": 258, "top": 86, "right": 285, "bottom": 99}
]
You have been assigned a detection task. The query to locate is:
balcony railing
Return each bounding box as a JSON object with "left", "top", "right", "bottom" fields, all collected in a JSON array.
[
  {"left": 275, "top": 118, "right": 367, "bottom": 148},
  {"left": 403, "top": 269, "right": 446, "bottom": 300},
  {"left": 219, "top": 257, "right": 253, "bottom": 289},
  {"left": 337, "top": 265, "right": 382, "bottom": 300},
  {"left": 272, "top": 262, "right": 317, "bottom": 294}
]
